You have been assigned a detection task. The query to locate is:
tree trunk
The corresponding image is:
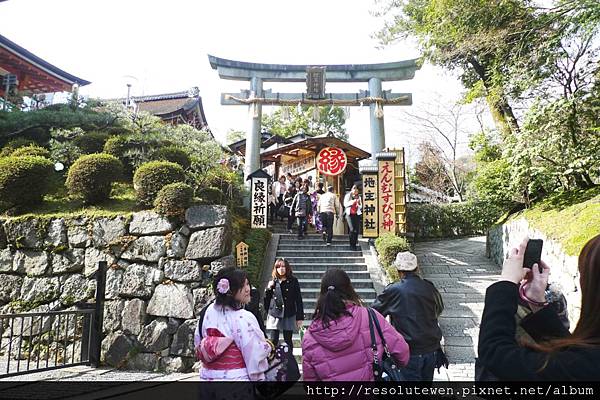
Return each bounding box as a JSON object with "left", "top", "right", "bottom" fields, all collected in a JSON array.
[{"left": 467, "top": 56, "right": 521, "bottom": 137}]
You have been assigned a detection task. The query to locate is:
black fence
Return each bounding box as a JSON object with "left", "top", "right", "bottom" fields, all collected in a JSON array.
[{"left": 0, "top": 261, "right": 106, "bottom": 378}]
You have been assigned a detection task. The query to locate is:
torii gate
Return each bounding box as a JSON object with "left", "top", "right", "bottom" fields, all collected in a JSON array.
[{"left": 208, "top": 55, "right": 421, "bottom": 185}]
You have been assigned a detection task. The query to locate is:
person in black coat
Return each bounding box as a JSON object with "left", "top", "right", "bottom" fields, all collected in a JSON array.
[
  {"left": 478, "top": 235, "right": 600, "bottom": 381},
  {"left": 372, "top": 251, "right": 445, "bottom": 381},
  {"left": 264, "top": 258, "right": 304, "bottom": 350}
]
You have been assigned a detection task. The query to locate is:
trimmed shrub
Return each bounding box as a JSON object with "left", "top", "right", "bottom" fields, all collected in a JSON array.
[
  {"left": 73, "top": 132, "right": 110, "bottom": 154},
  {"left": 152, "top": 146, "right": 191, "bottom": 169},
  {"left": 153, "top": 182, "right": 193, "bottom": 216},
  {"left": 407, "top": 201, "right": 504, "bottom": 239},
  {"left": 0, "top": 156, "right": 54, "bottom": 211},
  {"left": 133, "top": 161, "right": 185, "bottom": 207},
  {"left": 197, "top": 186, "right": 227, "bottom": 205},
  {"left": 245, "top": 228, "right": 272, "bottom": 286},
  {"left": 104, "top": 135, "right": 173, "bottom": 177},
  {"left": 374, "top": 233, "right": 411, "bottom": 282},
  {"left": 375, "top": 233, "right": 411, "bottom": 268},
  {"left": 66, "top": 153, "right": 123, "bottom": 204},
  {"left": 10, "top": 144, "right": 51, "bottom": 159},
  {"left": 0, "top": 138, "right": 36, "bottom": 157}
]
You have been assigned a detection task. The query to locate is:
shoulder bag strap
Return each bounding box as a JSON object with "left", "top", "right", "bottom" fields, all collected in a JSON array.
[
  {"left": 367, "top": 308, "right": 379, "bottom": 364},
  {"left": 370, "top": 308, "right": 393, "bottom": 358},
  {"left": 197, "top": 300, "right": 215, "bottom": 340}
]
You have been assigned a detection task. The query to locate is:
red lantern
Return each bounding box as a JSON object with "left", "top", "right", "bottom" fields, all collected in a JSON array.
[{"left": 317, "top": 147, "right": 347, "bottom": 176}]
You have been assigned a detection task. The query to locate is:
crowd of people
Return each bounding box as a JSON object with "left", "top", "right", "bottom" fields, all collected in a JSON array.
[
  {"left": 270, "top": 174, "right": 355, "bottom": 247},
  {"left": 195, "top": 178, "right": 600, "bottom": 383}
]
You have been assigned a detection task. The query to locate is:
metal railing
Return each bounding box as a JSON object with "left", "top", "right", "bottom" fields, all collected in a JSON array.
[{"left": 0, "top": 261, "right": 107, "bottom": 378}]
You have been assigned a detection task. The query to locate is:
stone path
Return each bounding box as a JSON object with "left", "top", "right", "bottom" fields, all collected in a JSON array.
[{"left": 414, "top": 236, "right": 501, "bottom": 381}]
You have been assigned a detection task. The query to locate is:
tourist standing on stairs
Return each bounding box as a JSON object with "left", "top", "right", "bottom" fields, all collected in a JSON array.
[
  {"left": 302, "top": 268, "right": 410, "bottom": 381},
  {"left": 283, "top": 184, "right": 297, "bottom": 233},
  {"left": 343, "top": 185, "right": 362, "bottom": 250},
  {"left": 310, "top": 182, "right": 325, "bottom": 234},
  {"left": 271, "top": 175, "right": 287, "bottom": 222},
  {"left": 264, "top": 258, "right": 304, "bottom": 351},
  {"left": 317, "top": 186, "right": 342, "bottom": 246},
  {"left": 371, "top": 252, "right": 446, "bottom": 381},
  {"left": 290, "top": 185, "right": 312, "bottom": 240},
  {"left": 195, "top": 267, "right": 270, "bottom": 382}
]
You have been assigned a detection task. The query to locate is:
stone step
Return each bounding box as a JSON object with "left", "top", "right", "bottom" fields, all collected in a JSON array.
[
  {"left": 301, "top": 297, "right": 377, "bottom": 309},
  {"left": 280, "top": 256, "right": 366, "bottom": 264},
  {"left": 290, "top": 263, "right": 368, "bottom": 271},
  {"left": 278, "top": 244, "right": 353, "bottom": 250},
  {"left": 294, "top": 270, "right": 371, "bottom": 279},
  {"left": 298, "top": 278, "right": 374, "bottom": 289},
  {"left": 277, "top": 249, "right": 362, "bottom": 256}
]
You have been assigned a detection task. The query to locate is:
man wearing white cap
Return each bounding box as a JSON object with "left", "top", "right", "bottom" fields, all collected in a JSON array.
[{"left": 371, "top": 251, "right": 446, "bottom": 381}]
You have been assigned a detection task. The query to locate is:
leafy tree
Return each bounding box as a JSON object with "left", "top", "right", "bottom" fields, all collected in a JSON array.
[
  {"left": 226, "top": 129, "right": 245, "bottom": 144},
  {"left": 262, "top": 105, "right": 347, "bottom": 141}
]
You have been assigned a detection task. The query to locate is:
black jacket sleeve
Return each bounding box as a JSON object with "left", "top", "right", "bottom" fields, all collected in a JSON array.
[
  {"left": 294, "top": 277, "right": 305, "bottom": 321},
  {"left": 371, "top": 285, "right": 397, "bottom": 317},
  {"left": 264, "top": 283, "right": 274, "bottom": 312},
  {"left": 520, "top": 306, "right": 570, "bottom": 342},
  {"left": 478, "top": 281, "right": 586, "bottom": 381}
]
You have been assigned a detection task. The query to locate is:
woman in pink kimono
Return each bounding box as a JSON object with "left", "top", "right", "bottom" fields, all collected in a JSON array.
[{"left": 195, "top": 267, "right": 271, "bottom": 382}]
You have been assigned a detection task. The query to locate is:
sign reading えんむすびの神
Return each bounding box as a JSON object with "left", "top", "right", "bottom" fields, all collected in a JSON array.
[{"left": 377, "top": 153, "right": 396, "bottom": 234}]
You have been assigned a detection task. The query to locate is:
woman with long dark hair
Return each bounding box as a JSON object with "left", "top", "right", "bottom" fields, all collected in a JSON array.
[
  {"left": 302, "top": 269, "right": 410, "bottom": 381},
  {"left": 264, "top": 258, "right": 304, "bottom": 351},
  {"left": 478, "top": 235, "right": 600, "bottom": 380},
  {"left": 195, "top": 267, "right": 271, "bottom": 381}
]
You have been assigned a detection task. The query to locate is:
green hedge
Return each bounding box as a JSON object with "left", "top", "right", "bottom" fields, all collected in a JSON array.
[
  {"left": 10, "top": 144, "right": 50, "bottom": 159},
  {"left": 197, "top": 186, "right": 227, "bottom": 205},
  {"left": 374, "top": 233, "right": 411, "bottom": 281},
  {"left": 66, "top": 153, "right": 123, "bottom": 204},
  {"left": 407, "top": 201, "right": 504, "bottom": 239},
  {"left": 245, "top": 228, "right": 272, "bottom": 287},
  {"left": 73, "top": 132, "right": 110, "bottom": 154},
  {"left": 133, "top": 161, "right": 185, "bottom": 207},
  {"left": 151, "top": 146, "right": 191, "bottom": 170},
  {"left": 0, "top": 156, "right": 54, "bottom": 211},
  {"left": 153, "top": 182, "right": 193, "bottom": 217},
  {"left": 0, "top": 138, "right": 36, "bottom": 157}
]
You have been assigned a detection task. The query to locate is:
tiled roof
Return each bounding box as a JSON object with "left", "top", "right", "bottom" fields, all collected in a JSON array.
[{"left": 0, "top": 33, "right": 90, "bottom": 87}]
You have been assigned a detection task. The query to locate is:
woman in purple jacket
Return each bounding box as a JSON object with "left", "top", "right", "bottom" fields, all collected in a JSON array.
[{"left": 302, "top": 269, "right": 410, "bottom": 381}]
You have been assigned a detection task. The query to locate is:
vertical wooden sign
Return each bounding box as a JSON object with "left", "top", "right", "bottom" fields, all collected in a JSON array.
[
  {"left": 376, "top": 152, "right": 397, "bottom": 234},
  {"left": 393, "top": 148, "right": 407, "bottom": 234},
  {"left": 251, "top": 177, "right": 268, "bottom": 228},
  {"left": 360, "top": 166, "right": 379, "bottom": 238}
]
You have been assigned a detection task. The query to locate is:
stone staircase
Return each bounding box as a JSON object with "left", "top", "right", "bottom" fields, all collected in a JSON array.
[{"left": 268, "top": 220, "right": 379, "bottom": 364}]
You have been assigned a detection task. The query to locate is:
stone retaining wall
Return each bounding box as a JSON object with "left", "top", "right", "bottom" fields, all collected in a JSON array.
[
  {"left": 487, "top": 218, "right": 581, "bottom": 328},
  {"left": 0, "top": 206, "right": 233, "bottom": 372}
]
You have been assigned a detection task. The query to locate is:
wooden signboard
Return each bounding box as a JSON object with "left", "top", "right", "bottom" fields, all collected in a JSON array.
[
  {"left": 393, "top": 148, "right": 407, "bottom": 234},
  {"left": 377, "top": 153, "right": 397, "bottom": 234},
  {"left": 361, "top": 167, "right": 379, "bottom": 238},
  {"left": 236, "top": 242, "right": 249, "bottom": 267},
  {"left": 317, "top": 147, "right": 347, "bottom": 176}
]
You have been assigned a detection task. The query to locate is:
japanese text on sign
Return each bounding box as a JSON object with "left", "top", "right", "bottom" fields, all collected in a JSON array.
[
  {"left": 362, "top": 174, "right": 379, "bottom": 238},
  {"left": 281, "top": 154, "right": 315, "bottom": 177},
  {"left": 317, "top": 147, "right": 347, "bottom": 176},
  {"left": 251, "top": 177, "right": 268, "bottom": 228},
  {"left": 378, "top": 160, "right": 396, "bottom": 233}
]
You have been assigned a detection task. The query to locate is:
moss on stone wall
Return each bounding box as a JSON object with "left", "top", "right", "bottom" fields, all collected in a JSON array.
[{"left": 509, "top": 187, "right": 600, "bottom": 256}]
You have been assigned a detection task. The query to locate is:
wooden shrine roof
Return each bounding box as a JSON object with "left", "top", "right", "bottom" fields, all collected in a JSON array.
[
  {"left": 0, "top": 33, "right": 90, "bottom": 93},
  {"left": 260, "top": 135, "right": 370, "bottom": 162}
]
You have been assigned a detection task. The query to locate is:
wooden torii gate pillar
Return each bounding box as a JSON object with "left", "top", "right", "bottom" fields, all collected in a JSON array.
[{"left": 208, "top": 55, "right": 421, "bottom": 187}]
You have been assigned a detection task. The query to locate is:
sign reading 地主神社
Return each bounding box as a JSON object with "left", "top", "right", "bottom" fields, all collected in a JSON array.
[
  {"left": 377, "top": 152, "right": 397, "bottom": 233},
  {"left": 361, "top": 168, "right": 379, "bottom": 238},
  {"left": 317, "top": 147, "right": 347, "bottom": 176}
]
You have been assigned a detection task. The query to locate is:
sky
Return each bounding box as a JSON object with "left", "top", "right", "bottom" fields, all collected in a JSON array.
[{"left": 1, "top": 0, "right": 482, "bottom": 163}]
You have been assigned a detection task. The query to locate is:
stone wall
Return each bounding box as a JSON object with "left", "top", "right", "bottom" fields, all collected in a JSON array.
[
  {"left": 487, "top": 217, "right": 581, "bottom": 328},
  {"left": 0, "top": 205, "right": 234, "bottom": 372}
]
